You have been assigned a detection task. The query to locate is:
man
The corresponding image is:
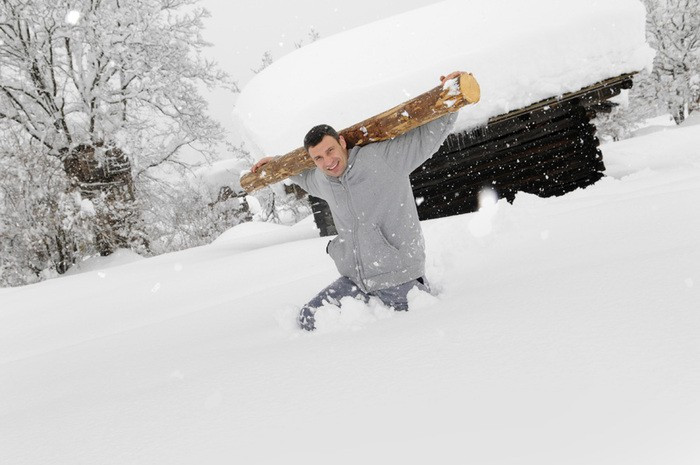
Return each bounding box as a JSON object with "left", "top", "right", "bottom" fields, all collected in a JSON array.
[{"left": 252, "top": 71, "right": 463, "bottom": 331}]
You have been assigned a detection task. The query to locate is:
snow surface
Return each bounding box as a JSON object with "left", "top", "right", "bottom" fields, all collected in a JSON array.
[
  {"left": 631, "top": 114, "right": 677, "bottom": 138},
  {"left": 233, "top": 0, "right": 654, "bottom": 160},
  {"left": 63, "top": 249, "right": 144, "bottom": 277},
  {"left": 2, "top": 118, "right": 699, "bottom": 464}
]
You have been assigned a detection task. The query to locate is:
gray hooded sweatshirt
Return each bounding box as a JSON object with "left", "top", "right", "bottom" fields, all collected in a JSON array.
[{"left": 292, "top": 112, "right": 457, "bottom": 293}]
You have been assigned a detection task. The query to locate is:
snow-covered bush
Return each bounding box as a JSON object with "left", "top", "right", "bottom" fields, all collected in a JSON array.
[
  {"left": 249, "top": 182, "right": 312, "bottom": 225},
  {"left": 143, "top": 152, "right": 254, "bottom": 254},
  {"left": 0, "top": 143, "right": 94, "bottom": 285}
]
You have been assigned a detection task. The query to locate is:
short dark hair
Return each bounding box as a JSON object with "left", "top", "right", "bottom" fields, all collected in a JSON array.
[{"left": 304, "top": 124, "right": 339, "bottom": 151}]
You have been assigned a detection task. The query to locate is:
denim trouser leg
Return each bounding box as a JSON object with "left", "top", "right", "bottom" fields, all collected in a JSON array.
[
  {"left": 298, "top": 277, "right": 369, "bottom": 331},
  {"left": 372, "top": 276, "right": 430, "bottom": 311},
  {"left": 298, "top": 276, "right": 430, "bottom": 331}
]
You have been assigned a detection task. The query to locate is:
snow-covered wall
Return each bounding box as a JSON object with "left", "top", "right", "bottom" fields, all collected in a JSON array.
[{"left": 233, "top": 0, "right": 654, "bottom": 160}]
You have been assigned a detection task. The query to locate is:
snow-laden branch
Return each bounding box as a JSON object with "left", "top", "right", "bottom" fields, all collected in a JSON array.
[{"left": 1, "top": 0, "right": 234, "bottom": 155}]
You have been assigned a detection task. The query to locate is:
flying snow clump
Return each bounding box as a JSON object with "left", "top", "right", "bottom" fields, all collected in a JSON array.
[{"left": 65, "top": 10, "right": 81, "bottom": 25}]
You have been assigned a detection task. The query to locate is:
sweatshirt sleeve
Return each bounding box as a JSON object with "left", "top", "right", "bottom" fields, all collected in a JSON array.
[
  {"left": 373, "top": 112, "right": 457, "bottom": 176},
  {"left": 290, "top": 168, "right": 320, "bottom": 197}
]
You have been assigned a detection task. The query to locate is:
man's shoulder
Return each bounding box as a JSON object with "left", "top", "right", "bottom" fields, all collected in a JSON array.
[{"left": 354, "top": 140, "right": 388, "bottom": 159}]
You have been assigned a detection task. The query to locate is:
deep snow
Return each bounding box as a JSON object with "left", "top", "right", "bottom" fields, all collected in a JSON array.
[
  {"left": 1, "top": 118, "right": 699, "bottom": 464},
  {"left": 1, "top": 2, "right": 697, "bottom": 460}
]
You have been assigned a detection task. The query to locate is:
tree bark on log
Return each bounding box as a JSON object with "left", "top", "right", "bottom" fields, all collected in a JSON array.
[{"left": 240, "top": 72, "right": 480, "bottom": 193}]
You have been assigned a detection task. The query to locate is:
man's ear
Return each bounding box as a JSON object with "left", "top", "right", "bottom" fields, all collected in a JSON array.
[{"left": 339, "top": 135, "right": 347, "bottom": 150}]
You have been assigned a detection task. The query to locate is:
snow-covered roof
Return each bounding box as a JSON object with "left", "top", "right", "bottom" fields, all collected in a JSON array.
[{"left": 233, "top": 0, "right": 654, "bottom": 160}]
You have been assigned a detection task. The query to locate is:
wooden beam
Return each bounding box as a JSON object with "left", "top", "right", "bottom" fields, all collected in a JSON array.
[{"left": 485, "top": 73, "right": 635, "bottom": 126}]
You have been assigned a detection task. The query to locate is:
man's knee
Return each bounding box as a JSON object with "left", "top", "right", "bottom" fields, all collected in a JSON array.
[{"left": 373, "top": 276, "right": 430, "bottom": 311}]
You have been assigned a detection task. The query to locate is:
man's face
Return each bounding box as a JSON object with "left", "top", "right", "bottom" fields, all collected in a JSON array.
[{"left": 308, "top": 135, "right": 348, "bottom": 178}]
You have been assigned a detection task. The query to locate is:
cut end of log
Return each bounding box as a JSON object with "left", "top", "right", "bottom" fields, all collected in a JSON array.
[{"left": 459, "top": 73, "right": 480, "bottom": 104}]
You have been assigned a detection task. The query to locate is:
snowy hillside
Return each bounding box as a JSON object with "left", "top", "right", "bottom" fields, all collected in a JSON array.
[{"left": 1, "top": 117, "right": 699, "bottom": 463}]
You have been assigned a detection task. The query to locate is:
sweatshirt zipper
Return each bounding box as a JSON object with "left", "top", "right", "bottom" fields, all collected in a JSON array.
[{"left": 340, "top": 177, "right": 365, "bottom": 288}]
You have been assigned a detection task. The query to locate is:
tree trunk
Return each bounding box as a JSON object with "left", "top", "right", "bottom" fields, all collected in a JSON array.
[{"left": 240, "top": 72, "right": 480, "bottom": 192}]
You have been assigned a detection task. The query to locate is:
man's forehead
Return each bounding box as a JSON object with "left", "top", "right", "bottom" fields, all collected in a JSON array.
[{"left": 310, "top": 135, "right": 338, "bottom": 153}]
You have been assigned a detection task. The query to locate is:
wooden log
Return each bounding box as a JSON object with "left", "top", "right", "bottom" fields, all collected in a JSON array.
[{"left": 240, "top": 72, "right": 480, "bottom": 193}]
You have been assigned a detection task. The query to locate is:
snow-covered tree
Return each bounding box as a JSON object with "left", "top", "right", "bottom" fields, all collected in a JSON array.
[
  {"left": 0, "top": 134, "right": 94, "bottom": 285},
  {"left": 592, "top": 75, "right": 659, "bottom": 141},
  {"left": 251, "top": 51, "right": 274, "bottom": 74},
  {"left": 0, "top": 0, "right": 236, "bottom": 283},
  {"left": 145, "top": 144, "right": 254, "bottom": 254},
  {"left": 643, "top": 0, "right": 700, "bottom": 124},
  {"left": 595, "top": 0, "right": 699, "bottom": 140},
  {"left": 294, "top": 27, "right": 320, "bottom": 49}
]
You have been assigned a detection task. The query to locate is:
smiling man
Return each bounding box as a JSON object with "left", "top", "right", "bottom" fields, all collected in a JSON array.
[
  {"left": 252, "top": 71, "right": 462, "bottom": 330},
  {"left": 305, "top": 125, "right": 349, "bottom": 177}
]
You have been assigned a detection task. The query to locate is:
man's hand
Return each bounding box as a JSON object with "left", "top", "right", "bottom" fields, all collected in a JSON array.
[
  {"left": 440, "top": 71, "right": 465, "bottom": 86},
  {"left": 251, "top": 156, "right": 276, "bottom": 173}
]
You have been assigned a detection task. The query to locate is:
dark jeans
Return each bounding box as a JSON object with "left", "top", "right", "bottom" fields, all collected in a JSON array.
[{"left": 298, "top": 276, "right": 430, "bottom": 331}]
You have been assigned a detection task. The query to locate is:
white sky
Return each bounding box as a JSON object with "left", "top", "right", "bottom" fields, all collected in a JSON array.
[{"left": 198, "top": 0, "right": 444, "bottom": 146}]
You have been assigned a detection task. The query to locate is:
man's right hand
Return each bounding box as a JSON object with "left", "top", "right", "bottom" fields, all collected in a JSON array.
[
  {"left": 251, "top": 156, "right": 276, "bottom": 173},
  {"left": 440, "top": 71, "right": 466, "bottom": 86}
]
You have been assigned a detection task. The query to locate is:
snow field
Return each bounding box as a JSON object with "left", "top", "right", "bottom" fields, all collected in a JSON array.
[
  {"left": 2, "top": 0, "right": 697, "bottom": 462},
  {"left": 1, "top": 122, "right": 699, "bottom": 464}
]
